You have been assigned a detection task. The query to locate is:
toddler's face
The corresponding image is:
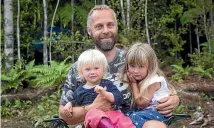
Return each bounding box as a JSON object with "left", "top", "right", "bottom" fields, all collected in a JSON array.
[{"left": 81, "top": 64, "right": 105, "bottom": 85}]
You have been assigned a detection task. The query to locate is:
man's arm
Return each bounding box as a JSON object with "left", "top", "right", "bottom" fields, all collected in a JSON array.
[
  {"left": 156, "top": 95, "right": 180, "bottom": 117},
  {"left": 59, "top": 94, "right": 113, "bottom": 125}
]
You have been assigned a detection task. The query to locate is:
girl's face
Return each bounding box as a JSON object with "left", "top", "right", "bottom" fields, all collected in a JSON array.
[
  {"left": 81, "top": 63, "right": 105, "bottom": 85},
  {"left": 128, "top": 64, "right": 148, "bottom": 82}
]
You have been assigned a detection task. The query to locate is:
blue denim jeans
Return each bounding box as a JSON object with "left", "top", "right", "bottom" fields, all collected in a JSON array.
[{"left": 126, "top": 108, "right": 170, "bottom": 128}]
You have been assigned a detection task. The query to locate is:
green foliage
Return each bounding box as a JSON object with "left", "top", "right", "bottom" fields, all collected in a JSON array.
[
  {"left": 191, "top": 66, "right": 212, "bottom": 78},
  {"left": 52, "top": 31, "right": 92, "bottom": 61},
  {"left": 1, "top": 99, "right": 32, "bottom": 117},
  {"left": 171, "top": 64, "right": 190, "bottom": 82},
  {"left": 29, "top": 90, "right": 61, "bottom": 127},
  {"left": 174, "top": 104, "right": 188, "bottom": 114},
  {"left": 189, "top": 47, "right": 214, "bottom": 74},
  {"left": 30, "top": 56, "right": 72, "bottom": 88},
  {"left": 1, "top": 60, "right": 36, "bottom": 93},
  {"left": 55, "top": 1, "right": 93, "bottom": 28}
]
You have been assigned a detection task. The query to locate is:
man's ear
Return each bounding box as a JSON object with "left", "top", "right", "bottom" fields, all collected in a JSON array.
[{"left": 88, "top": 29, "right": 92, "bottom": 36}]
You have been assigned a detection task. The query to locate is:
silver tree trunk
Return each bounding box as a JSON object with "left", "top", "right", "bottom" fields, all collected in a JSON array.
[
  {"left": 120, "top": 0, "right": 126, "bottom": 35},
  {"left": 210, "top": 3, "right": 214, "bottom": 53},
  {"left": 4, "top": 0, "right": 14, "bottom": 69},
  {"left": 202, "top": 0, "right": 211, "bottom": 53},
  {"left": 17, "top": 0, "right": 21, "bottom": 60},
  {"left": 189, "top": 24, "right": 192, "bottom": 54},
  {"left": 126, "top": 0, "right": 130, "bottom": 34},
  {"left": 71, "top": 0, "right": 74, "bottom": 41},
  {"left": 196, "top": 26, "right": 200, "bottom": 54},
  {"left": 102, "top": 0, "right": 105, "bottom": 5},
  {"left": 49, "top": 0, "right": 60, "bottom": 62},
  {"left": 43, "top": 0, "right": 48, "bottom": 64},
  {"left": 145, "top": 0, "right": 151, "bottom": 45}
]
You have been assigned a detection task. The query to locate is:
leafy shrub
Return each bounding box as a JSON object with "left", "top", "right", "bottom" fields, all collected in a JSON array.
[
  {"left": 189, "top": 48, "right": 214, "bottom": 73},
  {"left": 30, "top": 56, "right": 72, "bottom": 88},
  {"left": 1, "top": 60, "right": 36, "bottom": 93},
  {"left": 29, "top": 90, "right": 61, "bottom": 127},
  {"left": 1, "top": 99, "right": 32, "bottom": 117},
  {"left": 170, "top": 64, "right": 191, "bottom": 82},
  {"left": 191, "top": 66, "right": 212, "bottom": 78}
]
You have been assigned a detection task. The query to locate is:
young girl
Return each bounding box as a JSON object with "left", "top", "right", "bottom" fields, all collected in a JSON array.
[
  {"left": 63, "top": 49, "right": 134, "bottom": 128},
  {"left": 121, "top": 42, "right": 176, "bottom": 128}
]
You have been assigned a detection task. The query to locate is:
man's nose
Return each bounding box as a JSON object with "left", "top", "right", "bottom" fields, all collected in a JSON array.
[{"left": 102, "top": 25, "right": 110, "bottom": 34}]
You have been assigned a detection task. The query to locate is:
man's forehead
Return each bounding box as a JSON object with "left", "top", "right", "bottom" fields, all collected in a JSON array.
[{"left": 91, "top": 10, "right": 115, "bottom": 24}]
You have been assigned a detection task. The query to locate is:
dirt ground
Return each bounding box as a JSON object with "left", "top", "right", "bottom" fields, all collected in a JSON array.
[
  {"left": 1, "top": 75, "right": 214, "bottom": 128},
  {"left": 168, "top": 75, "right": 214, "bottom": 128}
]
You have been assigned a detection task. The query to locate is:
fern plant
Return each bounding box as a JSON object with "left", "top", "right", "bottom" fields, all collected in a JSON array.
[
  {"left": 191, "top": 66, "right": 212, "bottom": 78},
  {"left": 30, "top": 56, "right": 72, "bottom": 88},
  {"left": 170, "top": 64, "right": 190, "bottom": 82},
  {"left": 1, "top": 60, "right": 36, "bottom": 94}
]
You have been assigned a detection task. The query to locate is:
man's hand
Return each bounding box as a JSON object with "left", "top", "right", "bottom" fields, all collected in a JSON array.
[
  {"left": 156, "top": 95, "right": 179, "bottom": 117},
  {"left": 63, "top": 102, "right": 73, "bottom": 117},
  {"left": 92, "top": 94, "right": 113, "bottom": 112}
]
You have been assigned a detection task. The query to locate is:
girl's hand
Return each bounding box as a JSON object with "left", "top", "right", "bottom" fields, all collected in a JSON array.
[
  {"left": 94, "top": 85, "right": 105, "bottom": 95},
  {"left": 127, "top": 71, "right": 137, "bottom": 84}
]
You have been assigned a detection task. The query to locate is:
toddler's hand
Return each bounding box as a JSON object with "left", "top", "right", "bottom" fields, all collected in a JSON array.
[
  {"left": 94, "top": 85, "right": 106, "bottom": 95},
  {"left": 63, "top": 102, "right": 73, "bottom": 117}
]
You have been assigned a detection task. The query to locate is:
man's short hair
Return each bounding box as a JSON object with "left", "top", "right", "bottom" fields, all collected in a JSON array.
[{"left": 87, "top": 5, "right": 117, "bottom": 30}]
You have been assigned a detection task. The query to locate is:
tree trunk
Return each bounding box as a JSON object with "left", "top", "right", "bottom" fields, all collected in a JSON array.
[
  {"left": 71, "top": 0, "right": 74, "bottom": 41},
  {"left": 1, "top": 87, "right": 57, "bottom": 101},
  {"left": 189, "top": 24, "right": 192, "bottom": 54},
  {"left": 210, "top": 3, "right": 214, "bottom": 53},
  {"left": 49, "top": 0, "right": 60, "bottom": 62},
  {"left": 196, "top": 26, "right": 200, "bottom": 54},
  {"left": 71, "top": 0, "right": 75, "bottom": 62},
  {"left": 120, "top": 0, "right": 126, "bottom": 35},
  {"left": 145, "top": 0, "right": 151, "bottom": 45},
  {"left": 0, "top": 0, "right": 1, "bottom": 66},
  {"left": 17, "top": 0, "right": 21, "bottom": 60},
  {"left": 4, "top": 0, "right": 14, "bottom": 70},
  {"left": 43, "top": 0, "right": 48, "bottom": 65},
  {"left": 202, "top": 0, "right": 211, "bottom": 53},
  {"left": 102, "top": 0, "right": 105, "bottom": 5},
  {"left": 126, "top": 0, "right": 130, "bottom": 35}
]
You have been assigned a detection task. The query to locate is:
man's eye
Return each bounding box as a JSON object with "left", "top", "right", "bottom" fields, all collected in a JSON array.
[
  {"left": 108, "top": 23, "right": 114, "bottom": 28},
  {"left": 95, "top": 25, "right": 102, "bottom": 30}
]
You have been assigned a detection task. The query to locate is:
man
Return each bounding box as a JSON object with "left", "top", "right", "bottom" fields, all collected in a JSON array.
[{"left": 59, "top": 5, "right": 179, "bottom": 127}]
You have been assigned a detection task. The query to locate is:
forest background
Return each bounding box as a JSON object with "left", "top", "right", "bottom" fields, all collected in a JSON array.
[{"left": 1, "top": 0, "right": 214, "bottom": 127}]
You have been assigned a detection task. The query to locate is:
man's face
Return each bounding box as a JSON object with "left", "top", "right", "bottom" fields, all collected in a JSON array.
[{"left": 88, "top": 9, "right": 118, "bottom": 51}]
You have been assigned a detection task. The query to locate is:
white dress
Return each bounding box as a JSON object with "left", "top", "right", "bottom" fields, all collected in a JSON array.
[{"left": 147, "top": 75, "right": 171, "bottom": 108}]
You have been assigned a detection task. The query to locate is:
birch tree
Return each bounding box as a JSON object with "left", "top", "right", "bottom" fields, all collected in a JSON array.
[
  {"left": 71, "top": 0, "right": 74, "bottom": 41},
  {"left": 120, "top": 0, "right": 126, "bottom": 35},
  {"left": 4, "top": 0, "right": 14, "bottom": 70},
  {"left": 145, "top": 0, "right": 151, "bottom": 45},
  {"left": 43, "top": 0, "right": 48, "bottom": 64},
  {"left": 126, "top": 0, "right": 130, "bottom": 34},
  {"left": 49, "top": 0, "right": 60, "bottom": 62},
  {"left": 102, "top": 0, "right": 105, "bottom": 5},
  {"left": 201, "top": 0, "right": 211, "bottom": 53},
  {"left": 17, "top": 0, "right": 21, "bottom": 60}
]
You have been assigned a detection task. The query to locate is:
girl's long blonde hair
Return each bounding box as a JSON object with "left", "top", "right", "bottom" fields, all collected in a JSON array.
[{"left": 121, "top": 42, "right": 176, "bottom": 107}]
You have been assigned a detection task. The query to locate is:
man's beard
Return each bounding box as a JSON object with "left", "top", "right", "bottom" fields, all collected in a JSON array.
[{"left": 92, "top": 34, "right": 118, "bottom": 51}]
